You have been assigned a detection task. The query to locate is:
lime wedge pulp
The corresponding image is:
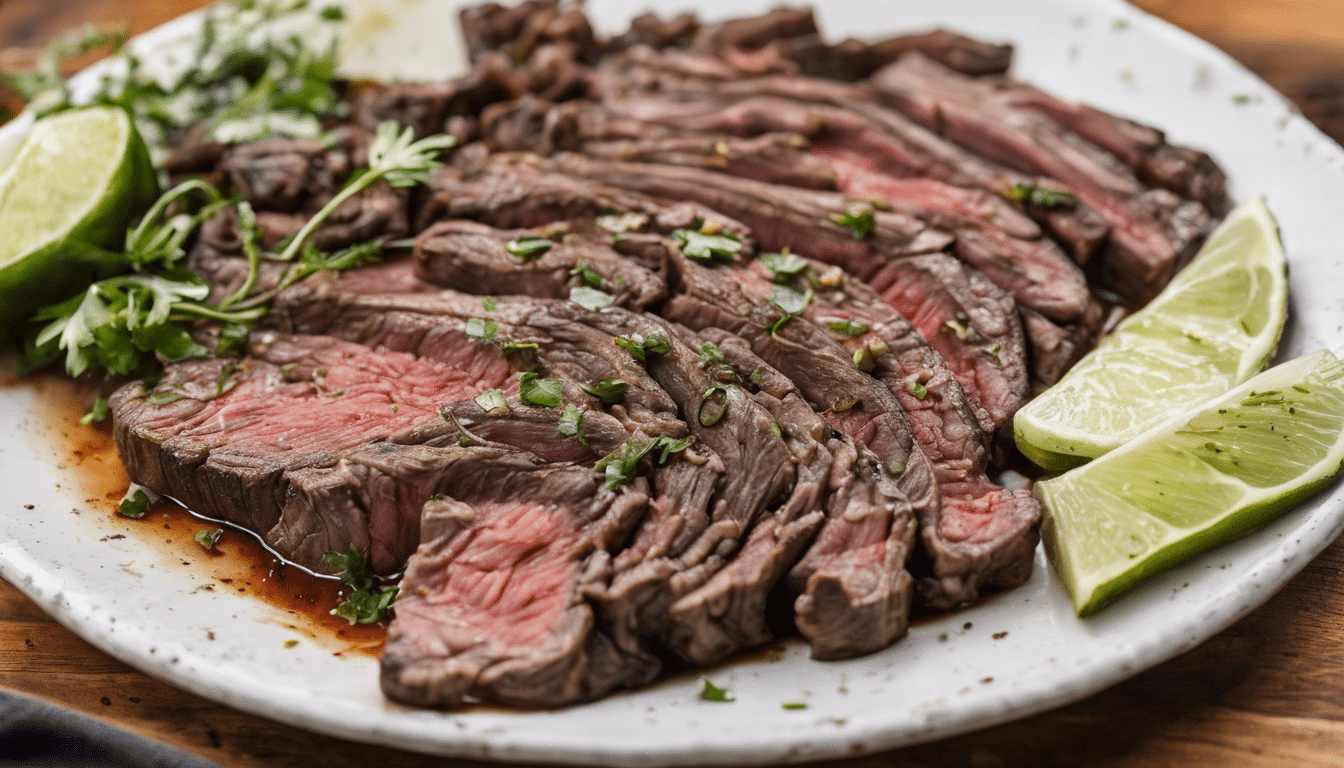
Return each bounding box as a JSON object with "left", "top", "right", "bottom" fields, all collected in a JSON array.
[
  {"left": 0, "top": 106, "right": 158, "bottom": 338},
  {"left": 1037, "top": 350, "right": 1344, "bottom": 616},
  {"left": 1015, "top": 198, "right": 1288, "bottom": 470}
]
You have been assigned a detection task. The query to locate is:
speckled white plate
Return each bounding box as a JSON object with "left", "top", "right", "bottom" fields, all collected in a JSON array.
[{"left": 3, "top": 0, "right": 1344, "bottom": 764}]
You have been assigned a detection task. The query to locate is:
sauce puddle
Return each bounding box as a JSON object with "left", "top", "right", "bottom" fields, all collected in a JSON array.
[{"left": 20, "top": 367, "right": 386, "bottom": 658}]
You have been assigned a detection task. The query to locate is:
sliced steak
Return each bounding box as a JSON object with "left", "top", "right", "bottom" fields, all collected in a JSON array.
[
  {"left": 351, "top": 53, "right": 524, "bottom": 142},
  {"left": 413, "top": 219, "right": 668, "bottom": 311},
  {"left": 872, "top": 53, "right": 1211, "bottom": 303},
  {"left": 381, "top": 446, "right": 656, "bottom": 708},
  {"left": 111, "top": 333, "right": 514, "bottom": 574}
]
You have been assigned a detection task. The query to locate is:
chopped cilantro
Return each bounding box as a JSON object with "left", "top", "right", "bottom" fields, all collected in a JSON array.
[
  {"left": 1006, "top": 183, "right": 1078, "bottom": 208},
  {"left": 319, "top": 5, "right": 345, "bottom": 21},
  {"left": 913, "top": 381, "right": 928, "bottom": 400},
  {"left": 698, "top": 342, "right": 724, "bottom": 362},
  {"left": 118, "top": 487, "right": 151, "bottom": 519},
  {"left": 700, "top": 384, "right": 731, "bottom": 427},
  {"left": 215, "top": 322, "right": 252, "bottom": 358},
  {"left": 194, "top": 528, "right": 224, "bottom": 550},
  {"left": 482, "top": 296, "right": 498, "bottom": 312},
  {"left": 504, "top": 236, "right": 553, "bottom": 260},
  {"left": 466, "top": 317, "right": 498, "bottom": 341},
  {"left": 594, "top": 435, "right": 691, "bottom": 489},
  {"left": 831, "top": 208, "right": 875, "bottom": 240},
  {"left": 699, "top": 678, "right": 735, "bottom": 702},
  {"left": 323, "top": 545, "right": 398, "bottom": 625},
  {"left": 474, "top": 389, "right": 508, "bottom": 415},
  {"left": 145, "top": 391, "right": 187, "bottom": 405},
  {"left": 583, "top": 377, "right": 628, "bottom": 404},
  {"left": 499, "top": 341, "right": 539, "bottom": 353},
  {"left": 80, "top": 396, "right": 109, "bottom": 425},
  {"left": 558, "top": 403, "right": 586, "bottom": 444},
  {"left": 570, "top": 286, "right": 616, "bottom": 311},
  {"left": 781, "top": 702, "right": 807, "bottom": 710},
  {"left": 818, "top": 316, "right": 869, "bottom": 337},
  {"left": 519, "top": 372, "right": 563, "bottom": 408},
  {"left": 759, "top": 249, "right": 810, "bottom": 282},
  {"left": 572, "top": 263, "right": 605, "bottom": 290},
  {"left": 767, "top": 285, "right": 813, "bottom": 335},
  {"left": 596, "top": 211, "right": 648, "bottom": 234},
  {"left": 673, "top": 229, "right": 742, "bottom": 265},
  {"left": 615, "top": 330, "right": 671, "bottom": 362}
]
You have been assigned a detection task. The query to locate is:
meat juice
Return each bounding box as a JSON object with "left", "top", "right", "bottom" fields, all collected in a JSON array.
[{"left": 16, "top": 366, "right": 385, "bottom": 657}]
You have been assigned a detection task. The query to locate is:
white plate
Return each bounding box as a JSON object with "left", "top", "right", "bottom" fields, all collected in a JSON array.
[{"left": 3, "top": 0, "right": 1344, "bottom": 765}]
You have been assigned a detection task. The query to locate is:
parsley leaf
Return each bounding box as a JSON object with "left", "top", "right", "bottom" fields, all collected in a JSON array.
[
  {"left": 519, "top": 372, "right": 563, "bottom": 408},
  {"left": 505, "top": 237, "right": 553, "bottom": 260},
  {"left": 1007, "top": 183, "right": 1077, "bottom": 208},
  {"left": 80, "top": 397, "right": 110, "bottom": 425},
  {"left": 759, "top": 249, "right": 810, "bottom": 282},
  {"left": 466, "top": 317, "right": 498, "bottom": 341},
  {"left": 323, "top": 545, "right": 398, "bottom": 625},
  {"left": 570, "top": 286, "right": 616, "bottom": 311},
  {"left": 831, "top": 208, "right": 875, "bottom": 240},
  {"left": 558, "top": 403, "right": 586, "bottom": 444},
  {"left": 583, "top": 377, "right": 628, "bottom": 404},
  {"left": 673, "top": 229, "right": 742, "bottom": 265},
  {"left": 699, "top": 679, "right": 735, "bottom": 702},
  {"left": 594, "top": 435, "right": 691, "bottom": 489}
]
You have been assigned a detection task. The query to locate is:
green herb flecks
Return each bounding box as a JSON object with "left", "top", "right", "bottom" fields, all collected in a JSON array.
[
  {"left": 194, "top": 528, "right": 224, "bottom": 550},
  {"left": 80, "top": 396, "right": 110, "bottom": 425},
  {"left": 831, "top": 207, "right": 875, "bottom": 240},
  {"left": 759, "top": 249, "right": 810, "bottom": 282},
  {"left": 818, "top": 316, "right": 869, "bottom": 337},
  {"left": 766, "top": 285, "right": 813, "bottom": 335},
  {"left": 323, "top": 544, "right": 398, "bottom": 625},
  {"left": 699, "top": 384, "right": 732, "bottom": 427},
  {"left": 474, "top": 389, "right": 508, "bottom": 415},
  {"left": 699, "top": 679, "right": 735, "bottom": 702},
  {"left": 1006, "top": 183, "right": 1078, "bottom": 209},
  {"left": 615, "top": 330, "right": 671, "bottom": 362},
  {"left": 505, "top": 236, "right": 553, "bottom": 260},
  {"left": 594, "top": 435, "right": 692, "bottom": 490},
  {"left": 466, "top": 317, "right": 498, "bottom": 341},
  {"left": 570, "top": 286, "right": 615, "bottom": 311},
  {"left": 673, "top": 228, "right": 742, "bottom": 265},
  {"left": 118, "top": 485, "right": 153, "bottom": 519},
  {"left": 583, "top": 377, "right": 628, "bottom": 404},
  {"left": 519, "top": 372, "right": 564, "bottom": 408},
  {"left": 558, "top": 403, "right": 586, "bottom": 444},
  {"left": 572, "top": 264, "right": 605, "bottom": 290}
]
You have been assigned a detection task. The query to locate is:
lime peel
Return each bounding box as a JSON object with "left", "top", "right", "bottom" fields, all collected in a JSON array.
[{"left": 1037, "top": 350, "right": 1344, "bottom": 616}]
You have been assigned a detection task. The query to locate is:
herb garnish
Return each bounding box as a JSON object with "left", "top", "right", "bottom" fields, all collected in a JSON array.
[
  {"left": 519, "top": 372, "right": 563, "bottom": 408},
  {"left": 1006, "top": 183, "right": 1078, "bottom": 208},
  {"left": 614, "top": 330, "right": 671, "bottom": 362},
  {"left": 594, "top": 435, "right": 691, "bottom": 489},
  {"left": 759, "top": 249, "right": 810, "bottom": 282},
  {"left": 583, "top": 377, "right": 628, "bottom": 404},
  {"left": 572, "top": 264, "right": 605, "bottom": 290},
  {"left": 466, "top": 317, "right": 498, "bottom": 341},
  {"left": 474, "top": 389, "right": 508, "bottom": 415},
  {"left": 558, "top": 403, "right": 586, "bottom": 444},
  {"left": 505, "top": 236, "right": 553, "bottom": 260},
  {"left": 673, "top": 228, "right": 742, "bottom": 265},
  {"left": 80, "top": 397, "right": 110, "bottom": 425},
  {"left": 700, "top": 385, "right": 732, "bottom": 427},
  {"left": 596, "top": 211, "right": 648, "bottom": 235},
  {"left": 482, "top": 296, "right": 498, "bottom": 312},
  {"left": 699, "top": 679, "right": 735, "bottom": 702},
  {"left": 118, "top": 485, "right": 153, "bottom": 519},
  {"left": 570, "top": 286, "right": 616, "bottom": 311},
  {"left": 323, "top": 544, "right": 398, "bottom": 625},
  {"left": 767, "top": 286, "right": 813, "bottom": 335},
  {"left": 194, "top": 528, "right": 224, "bottom": 550},
  {"left": 818, "top": 316, "right": 869, "bottom": 337},
  {"left": 831, "top": 207, "right": 875, "bottom": 240}
]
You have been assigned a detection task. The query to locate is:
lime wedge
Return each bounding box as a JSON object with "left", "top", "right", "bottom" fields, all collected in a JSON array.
[
  {"left": 1015, "top": 199, "right": 1288, "bottom": 470},
  {"left": 1037, "top": 350, "right": 1344, "bottom": 616},
  {"left": 0, "top": 106, "right": 157, "bottom": 338}
]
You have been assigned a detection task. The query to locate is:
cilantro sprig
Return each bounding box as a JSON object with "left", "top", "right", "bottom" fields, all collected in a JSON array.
[
  {"left": 594, "top": 435, "right": 691, "bottom": 489},
  {"left": 323, "top": 544, "right": 398, "bottom": 625}
]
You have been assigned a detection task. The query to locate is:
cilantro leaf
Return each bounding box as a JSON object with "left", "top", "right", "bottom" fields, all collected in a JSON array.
[
  {"left": 80, "top": 397, "right": 110, "bottom": 425},
  {"left": 1006, "top": 183, "right": 1077, "bottom": 208},
  {"left": 323, "top": 545, "right": 398, "bottom": 625},
  {"left": 466, "top": 317, "right": 498, "bottom": 341},
  {"left": 818, "top": 316, "right": 869, "bottom": 337},
  {"left": 118, "top": 487, "right": 150, "bottom": 519},
  {"left": 474, "top": 389, "right": 508, "bottom": 415},
  {"left": 519, "top": 372, "right": 563, "bottom": 408},
  {"left": 194, "top": 528, "right": 224, "bottom": 550},
  {"left": 830, "top": 208, "right": 875, "bottom": 240},
  {"left": 673, "top": 229, "right": 742, "bottom": 265},
  {"left": 594, "top": 435, "right": 691, "bottom": 490},
  {"left": 759, "top": 250, "right": 810, "bottom": 282},
  {"left": 570, "top": 286, "right": 616, "bottom": 311},
  {"left": 505, "top": 237, "right": 553, "bottom": 260},
  {"left": 699, "top": 679, "right": 735, "bottom": 702},
  {"left": 558, "top": 403, "right": 586, "bottom": 444},
  {"left": 582, "top": 377, "right": 628, "bottom": 404},
  {"left": 766, "top": 286, "right": 813, "bottom": 335},
  {"left": 614, "top": 330, "right": 671, "bottom": 362}
]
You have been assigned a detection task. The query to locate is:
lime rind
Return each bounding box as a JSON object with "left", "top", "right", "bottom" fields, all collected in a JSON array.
[
  {"left": 1037, "top": 350, "right": 1344, "bottom": 616},
  {"left": 1014, "top": 198, "right": 1288, "bottom": 468}
]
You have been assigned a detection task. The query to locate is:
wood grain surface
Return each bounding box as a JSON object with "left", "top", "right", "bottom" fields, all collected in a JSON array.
[{"left": 4, "top": 2, "right": 1344, "bottom": 767}]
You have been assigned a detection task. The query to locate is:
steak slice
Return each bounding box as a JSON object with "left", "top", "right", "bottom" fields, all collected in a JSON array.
[
  {"left": 872, "top": 53, "right": 1211, "bottom": 303},
  {"left": 695, "top": 328, "right": 914, "bottom": 659},
  {"left": 378, "top": 445, "right": 656, "bottom": 708},
  {"left": 413, "top": 219, "right": 669, "bottom": 311},
  {"left": 111, "top": 332, "right": 514, "bottom": 574}
]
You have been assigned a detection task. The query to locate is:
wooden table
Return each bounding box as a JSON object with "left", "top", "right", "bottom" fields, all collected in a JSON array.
[{"left": 4, "top": 2, "right": 1344, "bottom": 766}]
